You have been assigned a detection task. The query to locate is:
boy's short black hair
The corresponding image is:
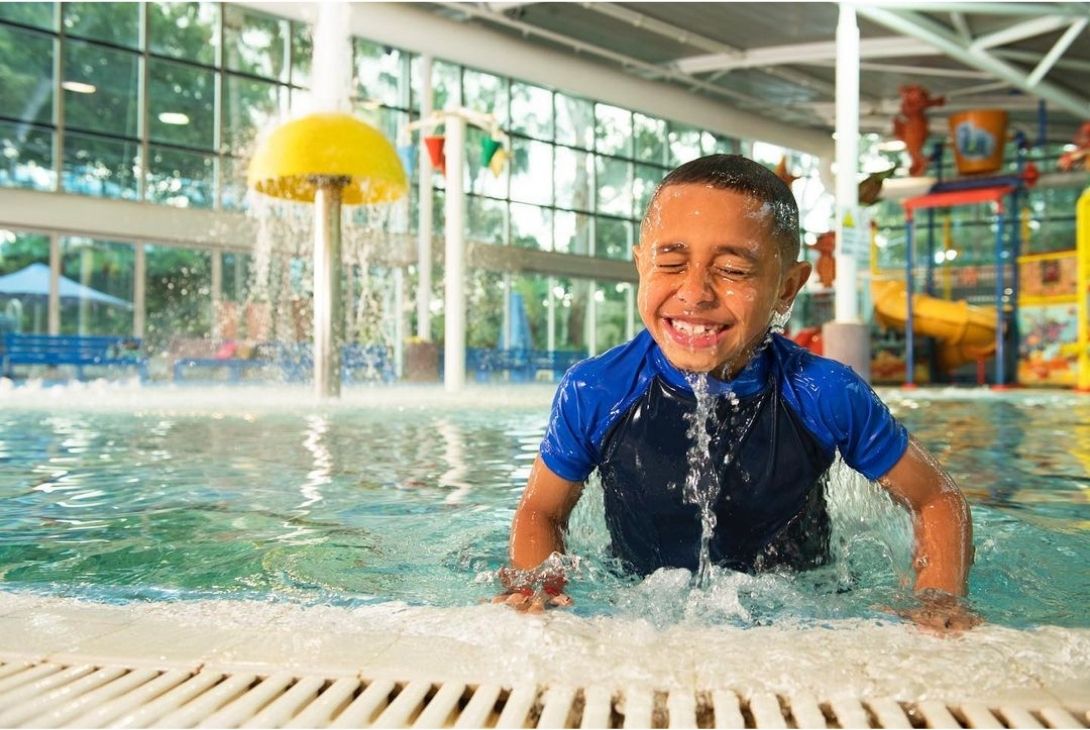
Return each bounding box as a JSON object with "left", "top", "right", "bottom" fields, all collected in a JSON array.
[{"left": 645, "top": 154, "right": 801, "bottom": 263}]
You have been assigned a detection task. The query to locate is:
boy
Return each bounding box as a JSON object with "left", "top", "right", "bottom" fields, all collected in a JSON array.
[{"left": 496, "top": 155, "right": 976, "bottom": 632}]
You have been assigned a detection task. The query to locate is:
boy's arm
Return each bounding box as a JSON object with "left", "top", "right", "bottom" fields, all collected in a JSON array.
[
  {"left": 495, "top": 455, "right": 583, "bottom": 612},
  {"left": 510, "top": 455, "right": 584, "bottom": 569},
  {"left": 877, "top": 437, "right": 979, "bottom": 631}
]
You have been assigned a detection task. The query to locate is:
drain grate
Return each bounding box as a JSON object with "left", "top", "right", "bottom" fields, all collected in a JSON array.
[{"left": 0, "top": 659, "right": 1087, "bottom": 728}]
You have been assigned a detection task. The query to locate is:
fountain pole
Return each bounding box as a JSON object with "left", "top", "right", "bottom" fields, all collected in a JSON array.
[{"left": 312, "top": 175, "right": 349, "bottom": 399}]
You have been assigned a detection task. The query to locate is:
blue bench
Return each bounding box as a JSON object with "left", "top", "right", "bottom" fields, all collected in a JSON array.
[
  {"left": 172, "top": 357, "right": 275, "bottom": 383},
  {"left": 172, "top": 343, "right": 396, "bottom": 385},
  {"left": 1, "top": 333, "right": 148, "bottom": 381},
  {"left": 279, "top": 343, "right": 396, "bottom": 384},
  {"left": 465, "top": 348, "right": 586, "bottom": 382}
]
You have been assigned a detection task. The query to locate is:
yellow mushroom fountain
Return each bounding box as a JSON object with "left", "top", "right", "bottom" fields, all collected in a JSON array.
[{"left": 247, "top": 112, "right": 407, "bottom": 398}]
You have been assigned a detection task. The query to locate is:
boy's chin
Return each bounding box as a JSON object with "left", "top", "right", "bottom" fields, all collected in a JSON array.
[{"left": 660, "top": 348, "right": 734, "bottom": 376}]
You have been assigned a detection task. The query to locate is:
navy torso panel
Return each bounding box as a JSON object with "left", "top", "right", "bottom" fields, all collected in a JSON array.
[{"left": 597, "top": 374, "right": 835, "bottom": 576}]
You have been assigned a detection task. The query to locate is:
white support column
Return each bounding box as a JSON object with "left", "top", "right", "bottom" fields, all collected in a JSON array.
[
  {"left": 834, "top": 4, "right": 860, "bottom": 325},
  {"left": 823, "top": 3, "right": 871, "bottom": 380},
  {"left": 501, "top": 273, "right": 511, "bottom": 349},
  {"left": 48, "top": 232, "right": 60, "bottom": 335},
  {"left": 625, "top": 283, "right": 635, "bottom": 340},
  {"left": 586, "top": 280, "right": 598, "bottom": 357},
  {"left": 546, "top": 275, "right": 556, "bottom": 352},
  {"left": 393, "top": 266, "right": 405, "bottom": 378},
  {"left": 444, "top": 113, "right": 466, "bottom": 392},
  {"left": 134, "top": 243, "right": 146, "bottom": 338},
  {"left": 210, "top": 250, "right": 223, "bottom": 340},
  {"left": 416, "top": 54, "right": 434, "bottom": 341}
]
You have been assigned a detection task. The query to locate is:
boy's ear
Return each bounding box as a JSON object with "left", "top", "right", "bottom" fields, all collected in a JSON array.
[{"left": 778, "top": 260, "right": 811, "bottom": 310}]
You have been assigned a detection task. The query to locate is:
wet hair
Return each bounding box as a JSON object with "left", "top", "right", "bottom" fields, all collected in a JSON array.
[{"left": 643, "top": 154, "right": 801, "bottom": 263}]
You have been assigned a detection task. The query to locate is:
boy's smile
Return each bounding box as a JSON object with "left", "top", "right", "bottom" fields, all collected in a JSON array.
[{"left": 635, "top": 184, "right": 810, "bottom": 379}]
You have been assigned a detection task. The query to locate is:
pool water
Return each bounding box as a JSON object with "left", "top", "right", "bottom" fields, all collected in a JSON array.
[{"left": 1, "top": 384, "right": 1089, "bottom": 632}]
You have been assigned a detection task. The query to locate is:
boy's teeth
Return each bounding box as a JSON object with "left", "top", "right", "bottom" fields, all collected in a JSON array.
[{"left": 672, "top": 320, "right": 719, "bottom": 335}]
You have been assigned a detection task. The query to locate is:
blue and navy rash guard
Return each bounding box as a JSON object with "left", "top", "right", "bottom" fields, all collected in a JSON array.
[{"left": 540, "top": 330, "right": 909, "bottom": 576}]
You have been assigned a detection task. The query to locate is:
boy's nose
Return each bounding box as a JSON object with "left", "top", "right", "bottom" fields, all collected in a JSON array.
[{"left": 676, "top": 266, "right": 716, "bottom": 306}]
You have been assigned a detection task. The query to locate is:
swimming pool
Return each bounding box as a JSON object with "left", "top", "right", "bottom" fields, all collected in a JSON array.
[{"left": 1, "top": 382, "right": 1089, "bottom": 721}]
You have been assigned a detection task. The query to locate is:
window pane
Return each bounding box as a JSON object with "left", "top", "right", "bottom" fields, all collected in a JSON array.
[
  {"left": 510, "top": 82, "right": 552, "bottom": 140},
  {"left": 554, "top": 211, "right": 591, "bottom": 255},
  {"left": 0, "top": 121, "right": 55, "bottom": 191},
  {"left": 668, "top": 125, "right": 702, "bottom": 166},
  {"left": 596, "top": 280, "right": 631, "bottom": 351},
  {"left": 355, "top": 39, "right": 404, "bottom": 109},
  {"left": 145, "top": 145, "right": 214, "bottom": 209},
  {"left": 595, "top": 157, "right": 632, "bottom": 217},
  {"left": 63, "top": 40, "right": 140, "bottom": 138},
  {"left": 291, "top": 21, "right": 311, "bottom": 88},
  {"left": 595, "top": 216, "right": 634, "bottom": 260},
  {"left": 634, "top": 164, "right": 660, "bottom": 221},
  {"left": 145, "top": 245, "right": 212, "bottom": 354},
  {"left": 223, "top": 4, "right": 289, "bottom": 81},
  {"left": 634, "top": 114, "right": 666, "bottom": 165},
  {"left": 148, "top": 59, "right": 215, "bottom": 149},
  {"left": 467, "top": 195, "right": 505, "bottom": 245},
  {"left": 555, "top": 94, "right": 593, "bottom": 149},
  {"left": 431, "top": 60, "right": 460, "bottom": 110},
  {"left": 466, "top": 126, "right": 508, "bottom": 199},
  {"left": 595, "top": 103, "right": 632, "bottom": 158},
  {"left": 509, "top": 138, "right": 552, "bottom": 206},
  {"left": 554, "top": 147, "right": 593, "bottom": 212},
  {"left": 219, "top": 155, "right": 248, "bottom": 211},
  {"left": 0, "top": 3, "right": 55, "bottom": 29},
  {"left": 60, "top": 237, "right": 135, "bottom": 336},
  {"left": 63, "top": 2, "right": 139, "bottom": 48},
  {"left": 0, "top": 25, "right": 54, "bottom": 125},
  {"left": 713, "top": 135, "right": 738, "bottom": 154},
  {"left": 220, "top": 252, "right": 253, "bottom": 302},
  {"left": 466, "top": 269, "right": 503, "bottom": 348},
  {"left": 509, "top": 273, "right": 549, "bottom": 350},
  {"left": 62, "top": 131, "right": 140, "bottom": 199},
  {"left": 149, "top": 2, "right": 218, "bottom": 65},
  {"left": 510, "top": 203, "right": 551, "bottom": 251},
  {"left": 462, "top": 68, "right": 507, "bottom": 124},
  {"left": 0, "top": 229, "right": 50, "bottom": 334},
  {"left": 222, "top": 74, "right": 283, "bottom": 154}
]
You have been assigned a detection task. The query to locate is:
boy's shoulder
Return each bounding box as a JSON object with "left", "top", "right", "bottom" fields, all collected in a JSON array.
[{"left": 564, "top": 329, "right": 658, "bottom": 384}]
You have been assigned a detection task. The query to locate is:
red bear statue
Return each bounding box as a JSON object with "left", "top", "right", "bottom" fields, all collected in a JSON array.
[{"left": 893, "top": 85, "right": 945, "bottom": 177}]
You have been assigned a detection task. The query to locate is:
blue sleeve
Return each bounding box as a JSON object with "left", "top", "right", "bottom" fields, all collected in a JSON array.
[
  {"left": 814, "top": 360, "right": 909, "bottom": 480},
  {"left": 539, "top": 369, "right": 598, "bottom": 482}
]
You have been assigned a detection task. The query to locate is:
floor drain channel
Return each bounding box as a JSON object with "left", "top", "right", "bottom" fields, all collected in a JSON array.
[{"left": 0, "top": 659, "right": 1087, "bottom": 728}]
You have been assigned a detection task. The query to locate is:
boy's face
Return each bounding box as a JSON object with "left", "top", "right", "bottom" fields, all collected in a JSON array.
[{"left": 634, "top": 184, "right": 811, "bottom": 378}]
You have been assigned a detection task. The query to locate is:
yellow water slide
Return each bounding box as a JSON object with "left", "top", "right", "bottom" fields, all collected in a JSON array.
[{"left": 872, "top": 279, "right": 997, "bottom": 372}]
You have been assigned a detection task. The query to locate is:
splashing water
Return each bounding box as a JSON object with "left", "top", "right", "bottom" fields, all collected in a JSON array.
[{"left": 681, "top": 373, "right": 725, "bottom": 588}]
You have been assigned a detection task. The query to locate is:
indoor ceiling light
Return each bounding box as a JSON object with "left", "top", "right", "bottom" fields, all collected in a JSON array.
[
  {"left": 158, "top": 112, "right": 190, "bottom": 125},
  {"left": 61, "top": 81, "right": 96, "bottom": 94}
]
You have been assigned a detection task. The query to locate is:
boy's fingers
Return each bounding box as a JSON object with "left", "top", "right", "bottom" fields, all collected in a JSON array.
[
  {"left": 549, "top": 593, "right": 573, "bottom": 607},
  {"left": 527, "top": 593, "right": 548, "bottom": 614}
]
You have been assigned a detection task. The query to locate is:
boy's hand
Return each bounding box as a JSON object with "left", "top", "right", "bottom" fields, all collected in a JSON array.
[
  {"left": 492, "top": 588, "right": 573, "bottom": 613},
  {"left": 895, "top": 589, "right": 982, "bottom": 636},
  {"left": 492, "top": 565, "right": 573, "bottom": 613}
]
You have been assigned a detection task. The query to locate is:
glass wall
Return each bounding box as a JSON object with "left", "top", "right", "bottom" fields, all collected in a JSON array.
[
  {"left": 0, "top": 229, "right": 50, "bottom": 333},
  {"left": 59, "top": 237, "right": 134, "bottom": 336}
]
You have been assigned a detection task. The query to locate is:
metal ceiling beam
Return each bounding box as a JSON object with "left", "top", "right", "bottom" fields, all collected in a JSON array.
[
  {"left": 431, "top": 0, "right": 832, "bottom": 128},
  {"left": 949, "top": 12, "right": 972, "bottom": 43},
  {"left": 861, "top": 2, "right": 1090, "bottom": 17},
  {"left": 674, "top": 37, "right": 938, "bottom": 74},
  {"left": 855, "top": 5, "right": 1090, "bottom": 118},
  {"left": 969, "top": 15, "right": 1070, "bottom": 52},
  {"left": 1027, "top": 18, "right": 1088, "bottom": 87},
  {"left": 818, "top": 61, "right": 991, "bottom": 78},
  {"left": 579, "top": 2, "right": 840, "bottom": 98},
  {"left": 994, "top": 48, "right": 1090, "bottom": 74}
]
